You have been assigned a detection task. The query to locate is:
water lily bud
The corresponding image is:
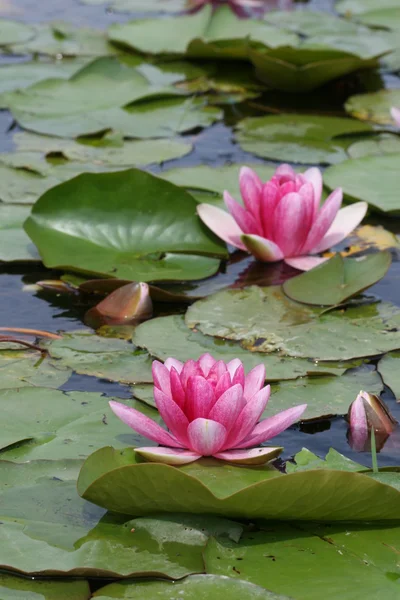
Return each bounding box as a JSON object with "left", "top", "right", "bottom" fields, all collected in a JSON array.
[
  {"left": 85, "top": 282, "right": 152, "bottom": 329},
  {"left": 348, "top": 391, "right": 397, "bottom": 452}
]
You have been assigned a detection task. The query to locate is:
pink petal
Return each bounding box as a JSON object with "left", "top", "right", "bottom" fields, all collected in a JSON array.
[
  {"left": 152, "top": 361, "right": 171, "bottom": 396},
  {"left": 238, "top": 404, "right": 307, "bottom": 449},
  {"left": 273, "top": 192, "right": 309, "bottom": 256},
  {"left": 239, "top": 166, "right": 262, "bottom": 219},
  {"left": 180, "top": 359, "right": 203, "bottom": 389},
  {"left": 244, "top": 364, "right": 266, "bottom": 400},
  {"left": 241, "top": 234, "right": 284, "bottom": 262},
  {"left": 135, "top": 446, "right": 201, "bottom": 465},
  {"left": 164, "top": 357, "right": 183, "bottom": 373},
  {"left": 275, "top": 163, "right": 296, "bottom": 180},
  {"left": 298, "top": 182, "right": 315, "bottom": 233},
  {"left": 108, "top": 400, "right": 183, "bottom": 448},
  {"left": 279, "top": 181, "right": 296, "bottom": 197},
  {"left": 313, "top": 201, "right": 368, "bottom": 253},
  {"left": 208, "top": 383, "right": 245, "bottom": 432},
  {"left": 198, "top": 353, "right": 216, "bottom": 377},
  {"left": 185, "top": 375, "right": 215, "bottom": 420},
  {"left": 301, "top": 188, "right": 343, "bottom": 254},
  {"left": 224, "top": 191, "right": 262, "bottom": 236},
  {"left": 187, "top": 418, "right": 227, "bottom": 455},
  {"left": 213, "top": 446, "right": 283, "bottom": 465},
  {"left": 303, "top": 167, "right": 322, "bottom": 217},
  {"left": 231, "top": 363, "right": 245, "bottom": 388},
  {"left": 223, "top": 385, "right": 271, "bottom": 449},
  {"left": 226, "top": 358, "right": 243, "bottom": 380},
  {"left": 170, "top": 367, "right": 186, "bottom": 409},
  {"left": 153, "top": 388, "right": 190, "bottom": 445},
  {"left": 215, "top": 371, "right": 232, "bottom": 400},
  {"left": 207, "top": 359, "right": 227, "bottom": 384},
  {"left": 348, "top": 393, "right": 369, "bottom": 452},
  {"left": 260, "top": 182, "right": 279, "bottom": 238},
  {"left": 391, "top": 107, "right": 400, "bottom": 127},
  {"left": 284, "top": 255, "right": 328, "bottom": 271},
  {"left": 197, "top": 204, "right": 246, "bottom": 250}
]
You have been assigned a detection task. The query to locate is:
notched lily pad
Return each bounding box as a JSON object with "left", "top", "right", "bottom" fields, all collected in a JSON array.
[
  {"left": 78, "top": 446, "right": 400, "bottom": 520},
  {"left": 345, "top": 89, "right": 400, "bottom": 124},
  {"left": 283, "top": 252, "right": 392, "bottom": 306}
]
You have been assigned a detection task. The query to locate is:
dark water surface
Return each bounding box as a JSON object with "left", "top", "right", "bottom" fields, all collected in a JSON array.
[{"left": 1, "top": 0, "right": 400, "bottom": 469}]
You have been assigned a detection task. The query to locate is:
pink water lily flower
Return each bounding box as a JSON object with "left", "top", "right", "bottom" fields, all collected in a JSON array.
[
  {"left": 348, "top": 390, "right": 397, "bottom": 452},
  {"left": 188, "top": 0, "right": 292, "bottom": 17},
  {"left": 109, "top": 353, "right": 307, "bottom": 465},
  {"left": 391, "top": 107, "right": 400, "bottom": 127},
  {"left": 197, "top": 164, "right": 368, "bottom": 271}
]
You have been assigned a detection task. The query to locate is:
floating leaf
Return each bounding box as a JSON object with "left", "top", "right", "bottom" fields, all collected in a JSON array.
[
  {"left": 283, "top": 253, "right": 392, "bottom": 306},
  {"left": 0, "top": 205, "right": 40, "bottom": 261},
  {"left": 24, "top": 169, "right": 225, "bottom": 282},
  {"left": 0, "top": 349, "right": 71, "bottom": 389},
  {"left": 286, "top": 447, "right": 365, "bottom": 473},
  {"left": 0, "top": 18, "right": 34, "bottom": 45},
  {"left": 5, "top": 57, "right": 182, "bottom": 138},
  {"left": 265, "top": 10, "right": 363, "bottom": 36},
  {"left": 356, "top": 7, "right": 400, "bottom": 32},
  {"left": 204, "top": 522, "right": 400, "bottom": 600},
  {"left": 185, "top": 286, "right": 400, "bottom": 360},
  {"left": 347, "top": 134, "right": 400, "bottom": 158},
  {"left": 324, "top": 153, "right": 400, "bottom": 214},
  {"left": 235, "top": 114, "right": 372, "bottom": 164},
  {"left": 93, "top": 575, "right": 291, "bottom": 600},
  {"left": 0, "top": 388, "right": 160, "bottom": 462},
  {"left": 46, "top": 331, "right": 153, "bottom": 384},
  {"left": 336, "top": 0, "right": 400, "bottom": 15},
  {"left": 0, "top": 573, "right": 90, "bottom": 600},
  {"left": 78, "top": 446, "right": 400, "bottom": 520},
  {"left": 378, "top": 351, "right": 400, "bottom": 398},
  {"left": 345, "top": 89, "right": 400, "bottom": 124},
  {"left": 132, "top": 314, "right": 349, "bottom": 383}
]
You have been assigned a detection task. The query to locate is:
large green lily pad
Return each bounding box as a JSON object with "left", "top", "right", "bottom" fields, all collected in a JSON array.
[
  {"left": 378, "top": 351, "right": 400, "bottom": 398},
  {"left": 93, "top": 575, "right": 291, "bottom": 600},
  {"left": 345, "top": 89, "right": 400, "bottom": 123},
  {"left": 108, "top": 5, "right": 298, "bottom": 57},
  {"left": 283, "top": 253, "right": 392, "bottom": 306},
  {"left": 185, "top": 286, "right": 400, "bottom": 360},
  {"left": 235, "top": 114, "right": 372, "bottom": 164},
  {"left": 78, "top": 446, "right": 400, "bottom": 520},
  {"left": 5, "top": 57, "right": 181, "bottom": 138},
  {"left": 24, "top": 169, "right": 225, "bottom": 282},
  {"left": 0, "top": 573, "right": 90, "bottom": 600},
  {"left": 132, "top": 314, "right": 349, "bottom": 382},
  {"left": 324, "top": 153, "right": 400, "bottom": 214},
  {"left": 265, "top": 10, "right": 363, "bottom": 36},
  {"left": 347, "top": 134, "right": 400, "bottom": 158},
  {"left": 356, "top": 7, "right": 400, "bottom": 32},
  {"left": 46, "top": 331, "right": 153, "bottom": 384},
  {"left": 204, "top": 522, "right": 400, "bottom": 600},
  {"left": 0, "top": 18, "right": 34, "bottom": 45},
  {"left": 0, "top": 348, "right": 71, "bottom": 389},
  {"left": 0, "top": 388, "right": 161, "bottom": 462},
  {"left": 0, "top": 205, "right": 40, "bottom": 261}
]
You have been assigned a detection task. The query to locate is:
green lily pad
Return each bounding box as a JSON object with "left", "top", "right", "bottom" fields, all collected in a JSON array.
[
  {"left": 0, "top": 388, "right": 161, "bottom": 462},
  {"left": 235, "top": 114, "right": 372, "bottom": 165},
  {"left": 357, "top": 7, "right": 400, "bottom": 32},
  {"left": 0, "top": 58, "right": 90, "bottom": 108},
  {"left": 265, "top": 10, "right": 363, "bottom": 36},
  {"left": 132, "top": 314, "right": 349, "bottom": 383},
  {"left": 204, "top": 522, "right": 400, "bottom": 600},
  {"left": 185, "top": 286, "right": 400, "bottom": 360},
  {"left": 0, "top": 349, "right": 71, "bottom": 389},
  {"left": 9, "top": 23, "right": 117, "bottom": 57},
  {"left": 336, "top": 0, "right": 400, "bottom": 15},
  {"left": 162, "top": 163, "right": 275, "bottom": 196},
  {"left": 93, "top": 575, "right": 291, "bottom": 600},
  {"left": 250, "top": 46, "right": 381, "bottom": 93},
  {"left": 345, "top": 89, "right": 400, "bottom": 123},
  {"left": 0, "top": 18, "right": 34, "bottom": 45},
  {"left": 0, "top": 573, "right": 90, "bottom": 600},
  {"left": 108, "top": 6, "right": 298, "bottom": 57},
  {"left": 347, "top": 134, "right": 400, "bottom": 158},
  {"left": 78, "top": 446, "right": 400, "bottom": 520},
  {"left": 286, "top": 447, "right": 365, "bottom": 473},
  {"left": 378, "top": 351, "right": 400, "bottom": 398},
  {"left": 0, "top": 205, "right": 40, "bottom": 261},
  {"left": 283, "top": 253, "right": 392, "bottom": 306},
  {"left": 5, "top": 56, "right": 182, "bottom": 138},
  {"left": 324, "top": 153, "right": 400, "bottom": 214},
  {"left": 268, "top": 366, "right": 383, "bottom": 421},
  {"left": 0, "top": 458, "right": 240, "bottom": 577},
  {"left": 24, "top": 169, "right": 225, "bottom": 282},
  {"left": 46, "top": 331, "right": 153, "bottom": 384}
]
